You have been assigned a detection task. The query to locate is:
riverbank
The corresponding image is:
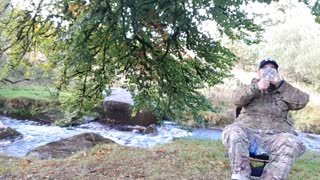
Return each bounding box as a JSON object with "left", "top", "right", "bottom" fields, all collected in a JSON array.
[
  {"left": 1, "top": 139, "right": 319, "bottom": 179},
  {"left": 1, "top": 86, "right": 320, "bottom": 179},
  {"left": 2, "top": 86, "right": 320, "bottom": 134}
]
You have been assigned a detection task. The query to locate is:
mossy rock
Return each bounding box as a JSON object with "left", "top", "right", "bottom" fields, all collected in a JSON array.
[
  {"left": 33, "top": 108, "right": 65, "bottom": 124},
  {"left": 0, "top": 126, "right": 22, "bottom": 140}
]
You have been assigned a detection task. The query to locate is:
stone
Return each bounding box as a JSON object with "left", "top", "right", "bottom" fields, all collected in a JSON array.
[
  {"left": 103, "top": 101, "right": 132, "bottom": 124},
  {"left": 110, "top": 124, "right": 146, "bottom": 133},
  {"left": 131, "top": 109, "right": 158, "bottom": 127},
  {"left": 144, "top": 124, "right": 158, "bottom": 135},
  {"left": 101, "top": 88, "right": 158, "bottom": 127},
  {"left": 32, "top": 108, "right": 65, "bottom": 124},
  {"left": 0, "top": 126, "right": 22, "bottom": 140},
  {"left": 26, "top": 133, "right": 114, "bottom": 159}
]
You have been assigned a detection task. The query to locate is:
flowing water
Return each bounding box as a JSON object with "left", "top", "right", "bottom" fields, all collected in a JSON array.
[{"left": 1, "top": 116, "right": 320, "bottom": 157}]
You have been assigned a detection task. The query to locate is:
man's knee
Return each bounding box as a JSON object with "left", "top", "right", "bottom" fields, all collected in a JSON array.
[
  {"left": 260, "top": 133, "right": 306, "bottom": 180},
  {"left": 273, "top": 133, "right": 306, "bottom": 157},
  {"left": 222, "top": 124, "right": 249, "bottom": 146}
]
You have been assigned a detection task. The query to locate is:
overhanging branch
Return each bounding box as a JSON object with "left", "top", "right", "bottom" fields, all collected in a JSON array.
[{"left": 1, "top": 78, "right": 30, "bottom": 84}]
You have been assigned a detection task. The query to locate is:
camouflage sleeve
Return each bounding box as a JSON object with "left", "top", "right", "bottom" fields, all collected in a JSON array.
[
  {"left": 277, "top": 81, "right": 309, "bottom": 110},
  {"left": 232, "top": 79, "right": 261, "bottom": 107}
]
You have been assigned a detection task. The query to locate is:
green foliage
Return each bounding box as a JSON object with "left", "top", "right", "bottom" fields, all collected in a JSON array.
[
  {"left": 0, "top": 97, "right": 51, "bottom": 120},
  {"left": 1, "top": 0, "right": 312, "bottom": 122},
  {"left": 54, "top": 111, "right": 79, "bottom": 127},
  {"left": 9, "top": 108, "right": 32, "bottom": 119},
  {"left": 310, "top": 0, "right": 320, "bottom": 19}
]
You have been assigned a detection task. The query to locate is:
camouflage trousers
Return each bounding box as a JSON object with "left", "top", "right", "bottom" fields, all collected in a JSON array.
[{"left": 222, "top": 124, "right": 306, "bottom": 180}]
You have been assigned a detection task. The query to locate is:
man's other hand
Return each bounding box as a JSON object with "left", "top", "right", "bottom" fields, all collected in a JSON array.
[{"left": 270, "top": 74, "right": 281, "bottom": 85}]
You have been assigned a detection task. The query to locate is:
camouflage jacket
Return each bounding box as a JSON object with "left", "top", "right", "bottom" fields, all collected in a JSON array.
[{"left": 232, "top": 78, "right": 309, "bottom": 133}]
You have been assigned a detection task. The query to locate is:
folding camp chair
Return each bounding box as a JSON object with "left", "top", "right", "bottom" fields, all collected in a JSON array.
[{"left": 249, "top": 152, "right": 269, "bottom": 177}]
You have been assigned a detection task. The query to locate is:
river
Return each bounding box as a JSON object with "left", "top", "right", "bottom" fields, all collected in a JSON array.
[{"left": 1, "top": 116, "right": 320, "bottom": 157}]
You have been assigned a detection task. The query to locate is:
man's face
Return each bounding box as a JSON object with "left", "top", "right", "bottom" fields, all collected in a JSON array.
[{"left": 258, "top": 63, "right": 277, "bottom": 79}]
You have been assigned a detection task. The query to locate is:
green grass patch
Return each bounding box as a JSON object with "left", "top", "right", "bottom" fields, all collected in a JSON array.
[
  {"left": 0, "top": 87, "right": 71, "bottom": 101},
  {"left": 289, "top": 151, "right": 320, "bottom": 180}
]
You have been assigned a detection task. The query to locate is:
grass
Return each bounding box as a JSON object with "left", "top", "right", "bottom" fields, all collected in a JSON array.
[
  {"left": 290, "top": 151, "right": 320, "bottom": 180},
  {"left": 0, "top": 139, "right": 319, "bottom": 180},
  {"left": 291, "top": 105, "right": 320, "bottom": 134},
  {"left": 0, "top": 87, "right": 71, "bottom": 101}
]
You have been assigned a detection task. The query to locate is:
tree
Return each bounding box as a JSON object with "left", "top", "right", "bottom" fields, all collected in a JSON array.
[{"left": 1, "top": 0, "right": 316, "bottom": 122}]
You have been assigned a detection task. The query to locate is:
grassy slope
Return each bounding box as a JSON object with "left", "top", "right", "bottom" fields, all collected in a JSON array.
[
  {"left": 0, "top": 87, "right": 70, "bottom": 101},
  {"left": 0, "top": 139, "right": 319, "bottom": 180}
]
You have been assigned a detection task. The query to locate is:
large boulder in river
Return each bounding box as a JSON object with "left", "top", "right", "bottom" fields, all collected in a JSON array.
[
  {"left": 26, "top": 133, "right": 114, "bottom": 159},
  {"left": 0, "top": 123, "right": 22, "bottom": 140},
  {"left": 101, "top": 88, "right": 158, "bottom": 127}
]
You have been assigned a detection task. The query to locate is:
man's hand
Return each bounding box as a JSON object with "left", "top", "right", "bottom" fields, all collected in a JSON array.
[{"left": 257, "top": 78, "right": 270, "bottom": 90}]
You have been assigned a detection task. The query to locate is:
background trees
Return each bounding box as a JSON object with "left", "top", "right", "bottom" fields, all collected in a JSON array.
[
  {"left": 0, "top": 0, "right": 319, "bottom": 122},
  {"left": 225, "top": 0, "right": 320, "bottom": 90}
]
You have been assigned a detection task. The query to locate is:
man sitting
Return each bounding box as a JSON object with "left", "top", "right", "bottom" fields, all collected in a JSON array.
[{"left": 222, "top": 58, "right": 309, "bottom": 180}]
